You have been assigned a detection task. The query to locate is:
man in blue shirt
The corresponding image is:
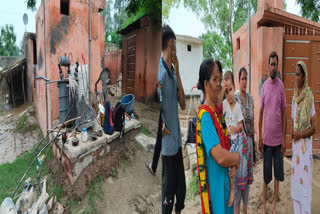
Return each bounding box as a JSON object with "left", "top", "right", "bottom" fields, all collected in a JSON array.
[{"left": 159, "top": 25, "right": 186, "bottom": 214}]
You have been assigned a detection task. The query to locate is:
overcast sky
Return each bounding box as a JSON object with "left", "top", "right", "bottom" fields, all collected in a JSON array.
[
  {"left": 0, "top": 0, "right": 301, "bottom": 47},
  {"left": 167, "top": 0, "right": 301, "bottom": 37}
]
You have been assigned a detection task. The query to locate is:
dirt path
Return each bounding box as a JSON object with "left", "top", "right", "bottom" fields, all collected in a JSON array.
[
  {"left": 76, "top": 147, "right": 202, "bottom": 214},
  {"left": 65, "top": 93, "right": 320, "bottom": 213},
  {"left": 0, "top": 104, "right": 41, "bottom": 164},
  {"left": 247, "top": 156, "right": 320, "bottom": 214}
]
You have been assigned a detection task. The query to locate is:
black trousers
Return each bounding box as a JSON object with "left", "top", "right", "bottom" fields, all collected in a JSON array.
[
  {"left": 151, "top": 110, "right": 162, "bottom": 173},
  {"left": 263, "top": 144, "right": 284, "bottom": 184},
  {"left": 162, "top": 147, "right": 186, "bottom": 214}
]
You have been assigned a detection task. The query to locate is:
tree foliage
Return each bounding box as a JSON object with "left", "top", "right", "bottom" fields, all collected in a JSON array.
[
  {"left": 125, "top": 0, "right": 161, "bottom": 24},
  {"left": 296, "top": 0, "right": 320, "bottom": 23},
  {"left": 0, "top": 25, "right": 19, "bottom": 56},
  {"left": 26, "top": 0, "right": 37, "bottom": 11},
  {"left": 163, "top": 0, "right": 293, "bottom": 71},
  {"left": 202, "top": 32, "right": 232, "bottom": 70}
]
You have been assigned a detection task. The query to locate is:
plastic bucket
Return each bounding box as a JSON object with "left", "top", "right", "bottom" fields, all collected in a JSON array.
[{"left": 121, "top": 94, "right": 135, "bottom": 114}]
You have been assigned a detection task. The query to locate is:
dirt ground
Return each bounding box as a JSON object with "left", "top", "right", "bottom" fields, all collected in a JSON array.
[
  {"left": 0, "top": 103, "right": 41, "bottom": 164},
  {"left": 2, "top": 94, "right": 319, "bottom": 214},
  {"left": 247, "top": 155, "right": 320, "bottom": 214},
  {"left": 75, "top": 95, "right": 320, "bottom": 214},
  {"left": 75, "top": 146, "right": 203, "bottom": 214}
]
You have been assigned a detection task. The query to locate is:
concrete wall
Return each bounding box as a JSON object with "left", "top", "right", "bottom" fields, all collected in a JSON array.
[
  {"left": 104, "top": 50, "right": 122, "bottom": 84},
  {"left": 33, "top": 0, "right": 105, "bottom": 134},
  {"left": 176, "top": 37, "right": 203, "bottom": 95},
  {"left": 233, "top": 12, "right": 283, "bottom": 141},
  {"left": 105, "top": 43, "right": 119, "bottom": 52}
]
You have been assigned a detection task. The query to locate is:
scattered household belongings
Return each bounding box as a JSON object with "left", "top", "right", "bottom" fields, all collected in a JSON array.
[
  {"left": 72, "top": 137, "right": 79, "bottom": 146},
  {"left": 75, "top": 97, "right": 96, "bottom": 132},
  {"left": 58, "top": 53, "right": 72, "bottom": 80},
  {"left": 28, "top": 177, "right": 49, "bottom": 214},
  {"left": 15, "top": 178, "right": 37, "bottom": 213},
  {"left": 0, "top": 198, "right": 17, "bottom": 214},
  {"left": 120, "top": 94, "right": 135, "bottom": 114},
  {"left": 95, "top": 68, "right": 111, "bottom": 104}
]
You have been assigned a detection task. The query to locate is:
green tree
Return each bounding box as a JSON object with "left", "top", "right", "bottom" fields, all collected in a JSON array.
[
  {"left": 126, "top": 0, "right": 162, "bottom": 23},
  {"left": 0, "top": 25, "right": 19, "bottom": 56},
  {"left": 296, "top": 0, "right": 319, "bottom": 23},
  {"left": 163, "top": 0, "right": 290, "bottom": 70},
  {"left": 26, "top": 0, "right": 37, "bottom": 11},
  {"left": 202, "top": 31, "right": 232, "bottom": 70}
]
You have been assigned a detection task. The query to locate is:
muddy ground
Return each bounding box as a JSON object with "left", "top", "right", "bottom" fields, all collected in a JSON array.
[
  {"left": 1, "top": 93, "right": 319, "bottom": 214},
  {"left": 0, "top": 103, "right": 41, "bottom": 165},
  {"left": 74, "top": 94, "right": 320, "bottom": 214}
]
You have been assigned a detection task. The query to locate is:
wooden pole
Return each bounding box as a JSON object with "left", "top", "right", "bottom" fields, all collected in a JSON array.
[
  {"left": 22, "top": 65, "right": 26, "bottom": 104},
  {"left": 10, "top": 70, "right": 15, "bottom": 108}
]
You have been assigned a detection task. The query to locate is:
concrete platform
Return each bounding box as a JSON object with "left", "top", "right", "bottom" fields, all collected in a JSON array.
[{"left": 52, "top": 119, "right": 141, "bottom": 184}]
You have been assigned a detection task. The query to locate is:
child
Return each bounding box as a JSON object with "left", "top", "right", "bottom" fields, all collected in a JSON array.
[{"left": 223, "top": 71, "right": 244, "bottom": 207}]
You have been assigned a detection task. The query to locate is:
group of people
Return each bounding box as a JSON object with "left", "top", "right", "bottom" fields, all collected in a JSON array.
[{"left": 145, "top": 24, "right": 316, "bottom": 214}]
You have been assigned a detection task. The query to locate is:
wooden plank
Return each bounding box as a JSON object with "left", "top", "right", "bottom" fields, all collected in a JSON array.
[
  {"left": 127, "top": 71, "right": 135, "bottom": 80},
  {"left": 286, "top": 119, "right": 292, "bottom": 134},
  {"left": 127, "top": 63, "right": 135, "bottom": 71},
  {"left": 284, "top": 35, "right": 320, "bottom": 42},
  {"left": 127, "top": 48, "right": 136, "bottom": 56},
  {"left": 314, "top": 103, "right": 320, "bottom": 141},
  {"left": 317, "top": 56, "right": 320, "bottom": 91},
  {"left": 285, "top": 89, "right": 294, "bottom": 106},
  {"left": 286, "top": 105, "right": 292, "bottom": 120},
  {"left": 126, "top": 87, "right": 134, "bottom": 94},
  {"left": 126, "top": 79, "right": 135, "bottom": 88},
  {"left": 128, "top": 55, "right": 136, "bottom": 64},
  {"left": 284, "top": 42, "right": 310, "bottom": 58},
  {"left": 283, "top": 58, "right": 310, "bottom": 74},
  {"left": 128, "top": 38, "right": 136, "bottom": 48},
  {"left": 283, "top": 73, "right": 296, "bottom": 89},
  {"left": 121, "top": 38, "right": 128, "bottom": 94},
  {"left": 285, "top": 135, "right": 292, "bottom": 150},
  {"left": 22, "top": 66, "right": 26, "bottom": 103},
  {"left": 10, "top": 70, "right": 15, "bottom": 108}
]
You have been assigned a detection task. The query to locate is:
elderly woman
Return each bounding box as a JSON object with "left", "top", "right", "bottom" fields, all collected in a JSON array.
[
  {"left": 234, "top": 67, "right": 254, "bottom": 214},
  {"left": 196, "top": 59, "right": 240, "bottom": 214},
  {"left": 291, "top": 61, "right": 316, "bottom": 214}
]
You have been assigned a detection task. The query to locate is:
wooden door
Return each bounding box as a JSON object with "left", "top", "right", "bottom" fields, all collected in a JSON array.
[
  {"left": 311, "top": 42, "right": 320, "bottom": 153},
  {"left": 121, "top": 34, "right": 136, "bottom": 96},
  {"left": 283, "top": 35, "right": 320, "bottom": 155}
]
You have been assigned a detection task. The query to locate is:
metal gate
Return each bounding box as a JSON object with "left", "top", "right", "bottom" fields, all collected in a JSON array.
[{"left": 283, "top": 35, "right": 320, "bottom": 155}]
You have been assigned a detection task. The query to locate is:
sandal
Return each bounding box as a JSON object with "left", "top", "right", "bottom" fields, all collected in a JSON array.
[{"left": 145, "top": 161, "right": 155, "bottom": 176}]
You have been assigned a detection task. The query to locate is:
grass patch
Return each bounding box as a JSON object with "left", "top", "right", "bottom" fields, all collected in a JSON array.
[
  {"left": 0, "top": 145, "right": 54, "bottom": 203},
  {"left": 55, "top": 185, "right": 64, "bottom": 202},
  {"left": 14, "top": 113, "right": 40, "bottom": 133},
  {"left": 109, "top": 167, "right": 118, "bottom": 178},
  {"left": 186, "top": 171, "right": 200, "bottom": 201},
  {"left": 120, "top": 158, "right": 128, "bottom": 170},
  {"left": 75, "top": 176, "right": 104, "bottom": 214},
  {"left": 141, "top": 124, "right": 152, "bottom": 137}
]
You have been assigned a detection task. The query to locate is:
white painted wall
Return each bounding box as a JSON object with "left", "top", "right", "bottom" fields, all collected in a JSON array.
[{"left": 176, "top": 35, "right": 203, "bottom": 95}]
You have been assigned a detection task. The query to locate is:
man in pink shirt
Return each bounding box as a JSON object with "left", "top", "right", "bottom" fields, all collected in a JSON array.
[{"left": 259, "top": 51, "right": 287, "bottom": 214}]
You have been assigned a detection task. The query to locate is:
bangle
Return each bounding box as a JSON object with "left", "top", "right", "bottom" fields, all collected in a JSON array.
[{"left": 162, "top": 123, "right": 165, "bottom": 132}]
